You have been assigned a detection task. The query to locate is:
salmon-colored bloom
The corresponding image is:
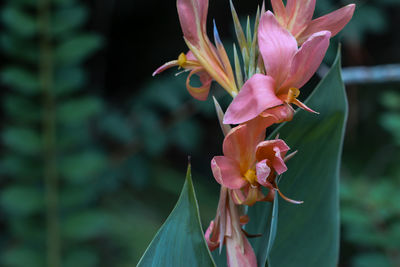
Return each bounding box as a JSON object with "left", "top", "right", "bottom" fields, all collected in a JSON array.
[
  {"left": 224, "top": 11, "right": 330, "bottom": 125},
  {"left": 211, "top": 117, "right": 298, "bottom": 206},
  {"left": 153, "top": 0, "right": 238, "bottom": 100},
  {"left": 271, "top": 0, "right": 355, "bottom": 45},
  {"left": 205, "top": 187, "right": 257, "bottom": 267}
]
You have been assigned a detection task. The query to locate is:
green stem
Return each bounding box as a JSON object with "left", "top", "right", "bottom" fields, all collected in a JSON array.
[{"left": 38, "top": 0, "right": 60, "bottom": 266}]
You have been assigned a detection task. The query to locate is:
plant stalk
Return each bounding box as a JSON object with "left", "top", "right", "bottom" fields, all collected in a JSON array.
[{"left": 38, "top": 0, "right": 60, "bottom": 266}]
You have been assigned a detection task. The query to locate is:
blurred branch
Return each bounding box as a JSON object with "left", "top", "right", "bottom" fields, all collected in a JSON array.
[{"left": 318, "top": 64, "right": 400, "bottom": 85}]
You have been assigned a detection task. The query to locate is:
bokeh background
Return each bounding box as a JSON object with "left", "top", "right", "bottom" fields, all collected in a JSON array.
[{"left": 0, "top": 0, "right": 399, "bottom": 266}]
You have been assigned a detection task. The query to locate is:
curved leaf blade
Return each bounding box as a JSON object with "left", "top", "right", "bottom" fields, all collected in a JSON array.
[
  {"left": 247, "top": 47, "right": 348, "bottom": 267},
  {"left": 137, "top": 164, "right": 216, "bottom": 267}
]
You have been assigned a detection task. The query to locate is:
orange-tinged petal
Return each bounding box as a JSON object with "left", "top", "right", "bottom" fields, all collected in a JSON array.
[
  {"left": 271, "top": 0, "right": 287, "bottom": 26},
  {"left": 222, "top": 124, "right": 262, "bottom": 172},
  {"left": 225, "top": 229, "right": 257, "bottom": 267},
  {"left": 186, "top": 68, "right": 212, "bottom": 100},
  {"left": 256, "top": 140, "right": 289, "bottom": 175}
]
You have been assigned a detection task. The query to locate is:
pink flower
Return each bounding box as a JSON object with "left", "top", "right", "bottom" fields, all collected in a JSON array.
[
  {"left": 205, "top": 187, "right": 257, "bottom": 267},
  {"left": 211, "top": 118, "right": 295, "bottom": 206},
  {"left": 224, "top": 11, "right": 330, "bottom": 125},
  {"left": 153, "top": 0, "right": 238, "bottom": 100},
  {"left": 271, "top": 0, "right": 355, "bottom": 45}
]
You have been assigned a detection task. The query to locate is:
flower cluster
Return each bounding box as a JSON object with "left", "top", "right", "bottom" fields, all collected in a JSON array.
[{"left": 154, "top": 0, "right": 354, "bottom": 266}]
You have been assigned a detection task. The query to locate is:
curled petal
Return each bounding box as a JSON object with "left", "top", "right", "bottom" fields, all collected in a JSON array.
[
  {"left": 205, "top": 221, "right": 219, "bottom": 251},
  {"left": 258, "top": 11, "right": 298, "bottom": 88},
  {"left": 256, "top": 140, "right": 290, "bottom": 175},
  {"left": 224, "top": 74, "right": 283, "bottom": 125},
  {"left": 298, "top": 4, "right": 356, "bottom": 45},
  {"left": 211, "top": 156, "right": 246, "bottom": 189},
  {"left": 280, "top": 31, "right": 331, "bottom": 92},
  {"left": 256, "top": 159, "right": 272, "bottom": 187},
  {"left": 225, "top": 233, "right": 257, "bottom": 267},
  {"left": 186, "top": 68, "right": 212, "bottom": 100}
]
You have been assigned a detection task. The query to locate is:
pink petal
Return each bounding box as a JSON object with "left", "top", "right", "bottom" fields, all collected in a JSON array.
[
  {"left": 256, "top": 159, "right": 272, "bottom": 187},
  {"left": 286, "top": 0, "right": 316, "bottom": 37},
  {"left": 271, "top": 0, "right": 287, "bottom": 25},
  {"left": 177, "top": 0, "right": 209, "bottom": 46},
  {"left": 224, "top": 74, "right": 283, "bottom": 125},
  {"left": 226, "top": 233, "right": 257, "bottom": 267},
  {"left": 280, "top": 31, "right": 330, "bottom": 92},
  {"left": 205, "top": 221, "right": 219, "bottom": 251},
  {"left": 298, "top": 4, "right": 356, "bottom": 45},
  {"left": 152, "top": 60, "right": 179, "bottom": 76},
  {"left": 258, "top": 11, "right": 298, "bottom": 88},
  {"left": 186, "top": 68, "right": 212, "bottom": 100},
  {"left": 211, "top": 156, "right": 246, "bottom": 189}
]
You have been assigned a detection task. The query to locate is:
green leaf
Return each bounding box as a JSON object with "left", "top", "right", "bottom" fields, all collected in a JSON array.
[
  {"left": 3, "top": 94, "right": 41, "bottom": 123},
  {"left": 2, "top": 127, "right": 42, "bottom": 155},
  {"left": 1, "top": 186, "right": 44, "bottom": 216},
  {"left": 1, "top": 6, "right": 36, "bottom": 37},
  {"left": 60, "top": 151, "right": 107, "bottom": 183},
  {"left": 65, "top": 249, "right": 99, "bottom": 267},
  {"left": 52, "top": 6, "right": 88, "bottom": 36},
  {"left": 57, "top": 97, "right": 103, "bottom": 125},
  {"left": 1, "top": 67, "right": 39, "bottom": 95},
  {"left": 54, "top": 67, "right": 87, "bottom": 96},
  {"left": 55, "top": 34, "right": 103, "bottom": 65},
  {"left": 1, "top": 248, "right": 43, "bottom": 267},
  {"left": 247, "top": 47, "right": 348, "bottom": 267},
  {"left": 1, "top": 34, "right": 38, "bottom": 63},
  {"left": 137, "top": 164, "right": 216, "bottom": 267},
  {"left": 63, "top": 210, "right": 112, "bottom": 240}
]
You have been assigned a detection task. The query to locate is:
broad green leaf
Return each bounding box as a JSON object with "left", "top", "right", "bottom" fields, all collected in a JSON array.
[
  {"left": 247, "top": 48, "right": 348, "bottom": 267},
  {"left": 137, "top": 164, "right": 216, "bottom": 267},
  {"left": 55, "top": 34, "right": 103, "bottom": 65}
]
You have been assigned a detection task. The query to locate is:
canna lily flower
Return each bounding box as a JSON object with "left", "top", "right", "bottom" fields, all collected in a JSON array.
[
  {"left": 224, "top": 11, "right": 330, "bottom": 125},
  {"left": 153, "top": 0, "right": 238, "bottom": 100},
  {"left": 271, "top": 0, "right": 355, "bottom": 45},
  {"left": 211, "top": 118, "right": 300, "bottom": 206},
  {"left": 205, "top": 187, "right": 257, "bottom": 267}
]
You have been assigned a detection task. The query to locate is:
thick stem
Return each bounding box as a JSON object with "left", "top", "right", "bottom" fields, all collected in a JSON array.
[{"left": 38, "top": 0, "right": 60, "bottom": 266}]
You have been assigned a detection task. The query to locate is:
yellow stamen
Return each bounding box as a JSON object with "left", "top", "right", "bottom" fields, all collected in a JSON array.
[
  {"left": 244, "top": 169, "right": 257, "bottom": 185},
  {"left": 177, "top": 53, "right": 187, "bottom": 69},
  {"left": 286, "top": 87, "right": 300, "bottom": 103}
]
